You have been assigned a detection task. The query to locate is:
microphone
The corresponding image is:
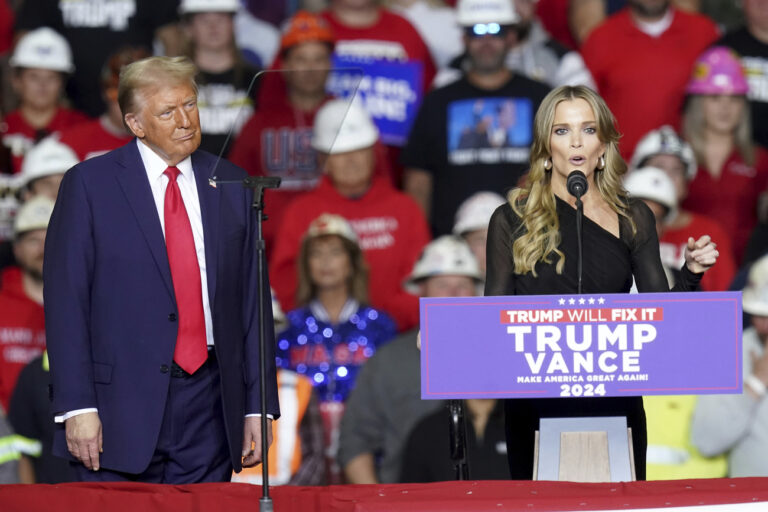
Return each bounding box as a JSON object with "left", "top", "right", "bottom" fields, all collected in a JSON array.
[{"left": 567, "top": 171, "right": 588, "bottom": 198}]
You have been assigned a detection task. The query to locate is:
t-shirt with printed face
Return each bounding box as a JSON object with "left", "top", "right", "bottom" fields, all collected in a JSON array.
[
  {"left": 401, "top": 75, "right": 550, "bottom": 236},
  {"left": 720, "top": 28, "right": 768, "bottom": 149},
  {"left": 16, "top": 0, "right": 179, "bottom": 118}
]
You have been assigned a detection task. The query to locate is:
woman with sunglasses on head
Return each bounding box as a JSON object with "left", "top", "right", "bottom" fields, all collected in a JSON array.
[{"left": 485, "top": 85, "right": 720, "bottom": 480}]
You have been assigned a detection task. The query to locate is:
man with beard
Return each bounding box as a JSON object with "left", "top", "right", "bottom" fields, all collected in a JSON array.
[
  {"left": 0, "top": 197, "right": 53, "bottom": 411},
  {"left": 580, "top": 0, "right": 718, "bottom": 158},
  {"left": 402, "top": 0, "right": 549, "bottom": 236}
]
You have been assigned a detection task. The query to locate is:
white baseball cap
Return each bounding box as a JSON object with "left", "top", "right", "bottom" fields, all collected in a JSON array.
[
  {"left": 453, "top": 191, "right": 506, "bottom": 236},
  {"left": 20, "top": 138, "right": 79, "bottom": 189},
  {"left": 10, "top": 27, "right": 74, "bottom": 73},
  {"left": 743, "top": 255, "right": 768, "bottom": 317},
  {"left": 405, "top": 236, "right": 482, "bottom": 292},
  {"left": 311, "top": 98, "right": 379, "bottom": 155},
  {"left": 14, "top": 196, "right": 55, "bottom": 237},
  {"left": 304, "top": 213, "right": 358, "bottom": 244},
  {"left": 456, "top": 0, "right": 519, "bottom": 26}
]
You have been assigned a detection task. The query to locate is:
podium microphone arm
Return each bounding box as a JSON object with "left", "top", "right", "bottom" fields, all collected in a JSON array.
[{"left": 567, "top": 171, "right": 588, "bottom": 295}]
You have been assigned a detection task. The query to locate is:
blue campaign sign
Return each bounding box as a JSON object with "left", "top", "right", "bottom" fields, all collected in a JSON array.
[
  {"left": 420, "top": 292, "right": 743, "bottom": 399},
  {"left": 327, "top": 56, "right": 423, "bottom": 146}
]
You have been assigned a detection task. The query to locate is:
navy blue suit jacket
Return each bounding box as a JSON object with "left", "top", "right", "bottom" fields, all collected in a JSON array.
[{"left": 43, "top": 140, "right": 280, "bottom": 474}]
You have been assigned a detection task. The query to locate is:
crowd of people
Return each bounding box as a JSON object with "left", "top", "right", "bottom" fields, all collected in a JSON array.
[{"left": 0, "top": 0, "right": 767, "bottom": 487}]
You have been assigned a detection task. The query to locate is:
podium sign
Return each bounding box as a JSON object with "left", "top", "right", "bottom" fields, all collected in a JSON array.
[{"left": 420, "top": 291, "right": 743, "bottom": 399}]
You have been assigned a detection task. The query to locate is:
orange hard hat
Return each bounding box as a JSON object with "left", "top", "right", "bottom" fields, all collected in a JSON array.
[{"left": 280, "top": 11, "right": 334, "bottom": 53}]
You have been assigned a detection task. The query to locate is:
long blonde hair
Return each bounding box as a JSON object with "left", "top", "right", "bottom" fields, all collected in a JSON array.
[
  {"left": 509, "top": 85, "right": 632, "bottom": 276},
  {"left": 683, "top": 95, "right": 755, "bottom": 167}
]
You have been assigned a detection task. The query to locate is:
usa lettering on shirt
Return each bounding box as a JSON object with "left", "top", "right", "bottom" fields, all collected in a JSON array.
[
  {"left": 260, "top": 127, "right": 317, "bottom": 188},
  {"left": 59, "top": 0, "right": 136, "bottom": 30}
]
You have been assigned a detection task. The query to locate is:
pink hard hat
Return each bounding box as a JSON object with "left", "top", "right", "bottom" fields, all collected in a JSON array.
[{"left": 686, "top": 46, "right": 749, "bottom": 95}]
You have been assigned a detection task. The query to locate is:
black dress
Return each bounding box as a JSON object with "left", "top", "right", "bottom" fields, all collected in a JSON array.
[{"left": 484, "top": 195, "right": 703, "bottom": 480}]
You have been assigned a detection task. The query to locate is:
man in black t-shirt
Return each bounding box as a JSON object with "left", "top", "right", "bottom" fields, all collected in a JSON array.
[
  {"left": 15, "top": 0, "right": 181, "bottom": 117},
  {"left": 720, "top": 0, "right": 768, "bottom": 149},
  {"left": 402, "top": 0, "right": 549, "bottom": 236}
]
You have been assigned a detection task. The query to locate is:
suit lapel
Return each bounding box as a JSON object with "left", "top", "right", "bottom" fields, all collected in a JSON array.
[
  {"left": 192, "top": 151, "right": 220, "bottom": 305},
  {"left": 114, "top": 142, "right": 175, "bottom": 299}
]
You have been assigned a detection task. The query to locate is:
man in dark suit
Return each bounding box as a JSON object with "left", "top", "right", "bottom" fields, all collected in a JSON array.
[{"left": 43, "top": 56, "right": 280, "bottom": 482}]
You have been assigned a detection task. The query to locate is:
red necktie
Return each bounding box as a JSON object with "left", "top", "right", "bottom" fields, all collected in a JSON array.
[{"left": 164, "top": 166, "right": 207, "bottom": 374}]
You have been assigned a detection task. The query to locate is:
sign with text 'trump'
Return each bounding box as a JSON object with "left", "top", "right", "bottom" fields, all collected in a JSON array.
[{"left": 420, "top": 292, "right": 742, "bottom": 399}]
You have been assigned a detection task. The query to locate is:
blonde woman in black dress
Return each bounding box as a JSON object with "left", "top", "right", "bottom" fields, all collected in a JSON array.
[{"left": 485, "top": 85, "right": 720, "bottom": 480}]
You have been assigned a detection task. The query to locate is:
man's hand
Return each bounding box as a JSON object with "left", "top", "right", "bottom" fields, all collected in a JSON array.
[
  {"left": 684, "top": 235, "right": 719, "bottom": 274},
  {"left": 65, "top": 412, "right": 102, "bottom": 470},
  {"left": 242, "top": 416, "right": 273, "bottom": 468}
]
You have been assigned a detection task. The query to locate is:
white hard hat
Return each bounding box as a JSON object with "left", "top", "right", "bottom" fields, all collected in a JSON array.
[
  {"left": 304, "top": 213, "right": 358, "bottom": 244},
  {"left": 180, "top": 0, "right": 238, "bottom": 14},
  {"left": 312, "top": 98, "right": 379, "bottom": 155},
  {"left": 14, "top": 196, "right": 55, "bottom": 237},
  {"left": 405, "top": 236, "right": 482, "bottom": 292},
  {"left": 743, "top": 255, "right": 768, "bottom": 316},
  {"left": 10, "top": 27, "right": 74, "bottom": 73},
  {"left": 624, "top": 166, "right": 678, "bottom": 212},
  {"left": 20, "top": 138, "right": 79, "bottom": 189},
  {"left": 630, "top": 126, "right": 697, "bottom": 181},
  {"left": 456, "top": 0, "right": 519, "bottom": 26},
  {"left": 453, "top": 191, "right": 506, "bottom": 236}
]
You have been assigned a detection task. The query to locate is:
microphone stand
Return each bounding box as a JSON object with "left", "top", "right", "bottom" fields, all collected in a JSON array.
[
  {"left": 448, "top": 400, "right": 469, "bottom": 480},
  {"left": 566, "top": 171, "right": 588, "bottom": 295},
  {"left": 243, "top": 175, "right": 281, "bottom": 512},
  {"left": 575, "top": 195, "right": 583, "bottom": 295}
]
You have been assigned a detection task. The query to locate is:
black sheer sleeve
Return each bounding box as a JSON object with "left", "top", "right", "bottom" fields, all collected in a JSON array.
[
  {"left": 625, "top": 199, "right": 703, "bottom": 293},
  {"left": 484, "top": 203, "right": 519, "bottom": 296}
]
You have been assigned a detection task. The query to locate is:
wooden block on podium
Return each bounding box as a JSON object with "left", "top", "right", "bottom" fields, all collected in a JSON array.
[{"left": 533, "top": 417, "right": 636, "bottom": 482}]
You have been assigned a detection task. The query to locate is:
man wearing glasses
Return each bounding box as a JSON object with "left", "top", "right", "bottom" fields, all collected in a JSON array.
[{"left": 402, "top": 0, "right": 550, "bottom": 237}]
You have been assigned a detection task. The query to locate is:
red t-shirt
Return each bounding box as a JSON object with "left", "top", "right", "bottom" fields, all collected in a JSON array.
[
  {"left": 0, "top": 267, "right": 46, "bottom": 411},
  {"left": 2, "top": 108, "right": 89, "bottom": 173},
  {"left": 536, "top": 0, "right": 577, "bottom": 50},
  {"left": 580, "top": 8, "right": 718, "bottom": 158},
  {"left": 683, "top": 148, "right": 768, "bottom": 264},
  {"left": 270, "top": 176, "right": 430, "bottom": 332},
  {"left": 660, "top": 212, "right": 737, "bottom": 291},
  {"left": 229, "top": 100, "right": 322, "bottom": 260},
  {"left": 0, "top": 0, "right": 13, "bottom": 55},
  {"left": 57, "top": 118, "right": 133, "bottom": 162},
  {"left": 321, "top": 8, "right": 436, "bottom": 93}
]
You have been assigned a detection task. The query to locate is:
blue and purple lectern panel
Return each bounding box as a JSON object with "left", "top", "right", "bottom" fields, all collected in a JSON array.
[{"left": 420, "top": 292, "right": 742, "bottom": 399}]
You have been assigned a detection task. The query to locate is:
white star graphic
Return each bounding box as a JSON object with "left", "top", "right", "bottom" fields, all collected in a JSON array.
[
  {"left": 578, "top": 298, "right": 585, "bottom": 305},
  {"left": 558, "top": 298, "right": 566, "bottom": 305},
  {"left": 598, "top": 297, "right": 605, "bottom": 304},
  {"left": 588, "top": 297, "right": 595, "bottom": 304},
  {"left": 568, "top": 298, "right": 576, "bottom": 305}
]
